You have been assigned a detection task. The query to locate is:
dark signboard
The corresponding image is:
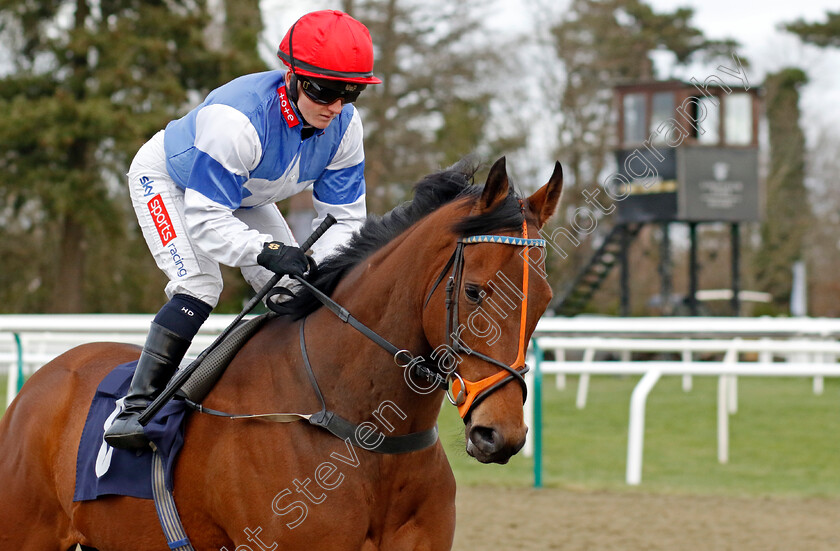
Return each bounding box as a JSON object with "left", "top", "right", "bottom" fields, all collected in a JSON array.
[
  {"left": 677, "top": 147, "right": 760, "bottom": 221},
  {"left": 618, "top": 192, "right": 678, "bottom": 223},
  {"left": 614, "top": 146, "right": 760, "bottom": 223},
  {"left": 615, "top": 147, "right": 678, "bottom": 222}
]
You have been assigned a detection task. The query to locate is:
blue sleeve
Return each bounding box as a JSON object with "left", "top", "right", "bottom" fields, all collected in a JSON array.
[
  {"left": 186, "top": 150, "right": 249, "bottom": 209},
  {"left": 313, "top": 162, "right": 366, "bottom": 205}
]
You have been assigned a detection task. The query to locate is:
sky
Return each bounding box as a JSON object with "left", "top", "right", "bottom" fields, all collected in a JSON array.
[
  {"left": 489, "top": 0, "right": 840, "bottom": 135},
  {"left": 259, "top": 0, "right": 840, "bottom": 176},
  {"left": 644, "top": 0, "right": 840, "bottom": 131},
  {"left": 647, "top": 0, "right": 836, "bottom": 49}
]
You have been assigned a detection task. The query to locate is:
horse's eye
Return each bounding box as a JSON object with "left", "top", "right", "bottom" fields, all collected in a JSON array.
[{"left": 464, "top": 284, "right": 482, "bottom": 304}]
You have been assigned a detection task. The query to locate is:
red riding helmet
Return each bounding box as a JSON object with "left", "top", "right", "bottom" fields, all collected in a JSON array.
[{"left": 277, "top": 10, "right": 381, "bottom": 85}]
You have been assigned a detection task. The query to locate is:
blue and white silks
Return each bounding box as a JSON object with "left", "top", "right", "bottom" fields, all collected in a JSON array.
[{"left": 162, "top": 70, "right": 367, "bottom": 265}]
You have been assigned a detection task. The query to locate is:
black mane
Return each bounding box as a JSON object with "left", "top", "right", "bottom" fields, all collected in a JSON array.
[{"left": 279, "top": 160, "right": 525, "bottom": 319}]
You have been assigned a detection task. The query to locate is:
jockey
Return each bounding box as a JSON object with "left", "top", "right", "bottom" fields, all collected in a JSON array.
[{"left": 105, "top": 10, "right": 381, "bottom": 449}]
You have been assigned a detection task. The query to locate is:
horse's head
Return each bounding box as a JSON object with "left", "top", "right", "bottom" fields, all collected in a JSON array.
[
  {"left": 282, "top": 156, "right": 561, "bottom": 464},
  {"left": 422, "top": 157, "right": 563, "bottom": 464}
]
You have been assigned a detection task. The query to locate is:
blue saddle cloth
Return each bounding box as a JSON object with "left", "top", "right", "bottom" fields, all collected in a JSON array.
[{"left": 74, "top": 361, "right": 188, "bottom": 501}]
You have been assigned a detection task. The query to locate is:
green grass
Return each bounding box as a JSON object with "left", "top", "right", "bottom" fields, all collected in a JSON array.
[
  {"left": 439, "top": 375, "right": 840, "bottom": 497},
  {"left": 5, "top": 370, "right": 838, "bottom": 497}
]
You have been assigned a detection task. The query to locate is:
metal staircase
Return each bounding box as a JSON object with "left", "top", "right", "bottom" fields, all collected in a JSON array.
[{"left": 554, "top": 223, "right": 643, "bottom": 317}]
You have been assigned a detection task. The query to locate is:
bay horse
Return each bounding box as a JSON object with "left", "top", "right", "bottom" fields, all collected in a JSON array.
[{"left": 0, "top": 157, "right": 562, "bottom": 550}]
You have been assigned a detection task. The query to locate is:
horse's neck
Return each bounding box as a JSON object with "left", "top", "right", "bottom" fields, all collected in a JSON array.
[{"left": 304, "top": 223, "right": 448, "bottom": 431}]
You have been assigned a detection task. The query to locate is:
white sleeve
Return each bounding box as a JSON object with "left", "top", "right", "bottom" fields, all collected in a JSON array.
[
  {"left": 308, "top": 108, "right": 367, "bottom": 263},
  {"left": 184, "top": 105, "right": 262, "bottom": 209},
  {"left": 309, "top": 194, "right": 366, "bottom": 264},
  {"left": 326, "top": 109, "right": 365, "bottom": 171},
  {"left": 183, "top": 189, "right": 273, "bottom": 267}
]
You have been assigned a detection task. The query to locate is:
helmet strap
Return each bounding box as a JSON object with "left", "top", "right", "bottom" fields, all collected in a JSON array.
[
  {"left": 288, "top": 17, "right": 298, "bottom": 83},
  {"left": 285, "top": 19, "right": 313, "bottom": 129},
  {"left": 287, "top": 72, "right": 300, "bottom": 104}
]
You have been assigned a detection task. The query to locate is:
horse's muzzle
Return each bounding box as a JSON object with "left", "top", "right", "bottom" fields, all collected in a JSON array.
[{"left": 465, "top": 424, "right": 527, "bottom": 464}]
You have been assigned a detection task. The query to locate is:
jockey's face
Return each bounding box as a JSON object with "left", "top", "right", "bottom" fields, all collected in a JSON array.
[{"left": 285, "top": 72, "right": 343, "bottom": 130}]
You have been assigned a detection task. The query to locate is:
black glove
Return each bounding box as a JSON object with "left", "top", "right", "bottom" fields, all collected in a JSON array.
[{"left": 257, "top": 241, "right": 309, "bottom": 277}]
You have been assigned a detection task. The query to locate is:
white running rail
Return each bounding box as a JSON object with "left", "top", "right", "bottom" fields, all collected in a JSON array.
[
  {"left": 522, "top": 317, "right": 840, "bottom": 485},
  {"left": 0, "top": 314, "right": 245, "bottom": 408},
  {"left": 3, "top": 314, "right": 840, "bottom": 487}
]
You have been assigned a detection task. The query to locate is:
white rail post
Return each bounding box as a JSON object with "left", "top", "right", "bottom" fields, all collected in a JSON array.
[
  {"left": 555, "top": 348, "right": 566, "bottom": 390},
  {"left": 626, "top": 369, "right": 662, "bottom": 485},
  {"left": 717, "top": 371, "right": 730, "bottom": 465},
  {"left": 727, "top": 375, "right": 738, "bottom": 414},
  {"left": 718, "top": 346, "right": 739, "bottom": 464},
  {"left": 717, "top": 375, "right": 729, "bottom": 464},
  {"left": 727, "top": 340, "right": 739, "bottom": 414},
  {"left": 813, "top": 351, "right": 825, "bottom": 395},
  {"left": 759, "top": 337, "right": 772, "bottom": 363},
  {"left": 681, "top": 341, "right": 693, "bottom": 392},
  {"left": 575, "top": 348, "right": 595, "bottom": 409}
]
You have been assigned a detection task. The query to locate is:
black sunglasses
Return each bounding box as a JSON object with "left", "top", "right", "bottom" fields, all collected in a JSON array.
[{"left": 299, "top": 78, "right": 366, "bottom": 105}]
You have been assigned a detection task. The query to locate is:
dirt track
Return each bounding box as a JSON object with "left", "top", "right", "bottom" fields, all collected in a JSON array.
[{"left": 453, "top": 486, "right": 840, "bottom": 550}]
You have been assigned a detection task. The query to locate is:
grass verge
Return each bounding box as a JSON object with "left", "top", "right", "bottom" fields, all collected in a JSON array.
[{"left": 439, "top": 375, "right": 840, "bottom": 497}]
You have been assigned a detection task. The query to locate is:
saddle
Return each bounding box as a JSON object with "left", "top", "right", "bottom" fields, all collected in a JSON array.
[
  {"left": 74, "top": 313, "right": 274, "bottom": 501},
  {"left": 73, "top": 313, "right": 276, "bottom": 550}
]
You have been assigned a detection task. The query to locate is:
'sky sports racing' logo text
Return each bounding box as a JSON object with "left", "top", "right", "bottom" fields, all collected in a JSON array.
[
  {"left": 148, "top": 194, "right": 176, "bottom": 246},
  {"left": 140, "top": 175, "right": 155, "bottom": 198}
]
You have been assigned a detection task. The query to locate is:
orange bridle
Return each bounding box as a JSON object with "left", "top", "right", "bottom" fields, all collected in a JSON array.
[{"left": 435, "top": 216, "right": 546, "bottom": 418}]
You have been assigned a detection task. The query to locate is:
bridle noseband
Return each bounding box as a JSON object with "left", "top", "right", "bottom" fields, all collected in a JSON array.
[{"left": 428, "top": 211, "right": 546, "bottom": 419}]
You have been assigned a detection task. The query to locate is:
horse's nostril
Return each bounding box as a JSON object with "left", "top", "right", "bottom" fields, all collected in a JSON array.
[{"left": 469, "top": 425, "right": 501, "bottom": 454}]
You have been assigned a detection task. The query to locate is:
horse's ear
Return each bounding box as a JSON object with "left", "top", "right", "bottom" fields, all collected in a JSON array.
[
  {"left": 479, "top": 157, "right": 510, "bottom": 210},
  {"left": 527, "top": 161, "right": 564, "bottom": 228}
]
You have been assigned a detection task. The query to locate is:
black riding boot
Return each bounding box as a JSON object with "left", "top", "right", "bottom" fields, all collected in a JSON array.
[{"left": 104, "top": 322, "right": 191, "bottom": 450}]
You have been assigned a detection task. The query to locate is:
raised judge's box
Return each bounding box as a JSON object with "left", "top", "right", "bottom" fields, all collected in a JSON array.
[{"left": 613, "top": 80, "right": 761, "bottom": 224}]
